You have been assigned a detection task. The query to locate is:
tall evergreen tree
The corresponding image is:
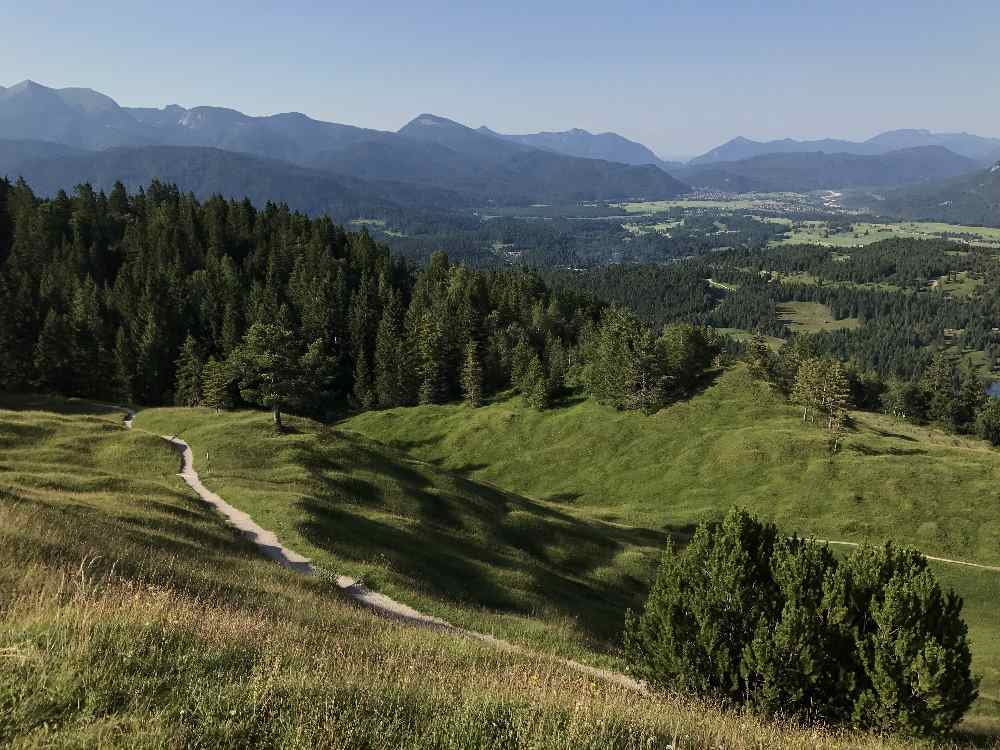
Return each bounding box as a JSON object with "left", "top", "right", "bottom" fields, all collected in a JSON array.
[
  {"left": 201, "top": 356, "right": 234, "bottom": 412},
  {"left": 33, "top": 310, "right": 73, "bottom": 393},
  {"left": 352, "top": 345, "right": 375, "bottom": 410},
  {"left": 460, "top": 342, "right": 484, "bottom": 408},
  {"left": 374, "top": 291, "right": 405, "bottom": 408},
  {"left": 0, "top": 178, "right": 12, "bottom": 268},
  {"left": 229, "top": 322, "right": 302, "bottom": 429},
  {"left": 174, "top": 335, "right": 204, "bottom": 406}
]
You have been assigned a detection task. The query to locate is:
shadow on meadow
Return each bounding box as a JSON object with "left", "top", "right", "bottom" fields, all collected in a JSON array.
[{"left": 288, "top": 427, "right": 682, "bottom": 645}]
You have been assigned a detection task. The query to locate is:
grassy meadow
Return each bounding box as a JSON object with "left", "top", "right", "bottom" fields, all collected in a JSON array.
[
  {"left": 132, "top": 407, "right": 660, "bottom": 662},
  {"left": 777, "top": 300, "right": 862, "bottom": 333},
  {"left": 9, "top": 397, "right": 997, "bottom": 747},
  {"left": 346, "top": 367, "right": 1000, "bottom": 729}
]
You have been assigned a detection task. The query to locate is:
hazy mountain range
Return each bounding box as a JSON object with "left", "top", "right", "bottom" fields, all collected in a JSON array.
[
  {"left": 0, "top": 80, "right": 687, "bottom": 208},
  {"left": 690, "top": 130, "right": 1000, "bottom": 165},
  {"left": 478, "top": 126, "right": 685, "bottom": 171},
  {"left": 674, "top": 147, "right": 983, "bottom": 193},
  {"left": 1, "top": 79, "right": 997, "bottom": 220}
]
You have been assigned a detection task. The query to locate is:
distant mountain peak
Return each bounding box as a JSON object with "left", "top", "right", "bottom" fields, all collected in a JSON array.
[
  {"left": 9, "top": 79, "right": 46, "bottom": 91},
  {"left": 404, "top": 114, "right": 464, "bottom": 129}
]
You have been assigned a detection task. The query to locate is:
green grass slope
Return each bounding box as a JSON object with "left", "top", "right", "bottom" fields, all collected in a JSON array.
[
  {"left": 344, "top": 367, "right": 1000, "bottom": 727},
  {"left": 8, "top": 396, "right": 978, "bottom": 748},
  {"left": 133, "top": 407, "right": 662, "bottom": 660}
]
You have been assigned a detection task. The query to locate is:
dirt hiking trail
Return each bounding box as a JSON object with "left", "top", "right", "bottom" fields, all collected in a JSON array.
[{"left": 111, "top": 406, "right": 999, "bottom": 695}]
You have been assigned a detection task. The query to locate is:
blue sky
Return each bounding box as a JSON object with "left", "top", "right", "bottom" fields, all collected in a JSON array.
[{"left": 4, "top": 0, "right": 999, "bottom": 157}]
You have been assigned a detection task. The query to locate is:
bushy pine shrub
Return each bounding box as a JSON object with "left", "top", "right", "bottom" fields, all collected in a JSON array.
[{"left": 624, "top": 509, "right": 978, "bottom": 736}]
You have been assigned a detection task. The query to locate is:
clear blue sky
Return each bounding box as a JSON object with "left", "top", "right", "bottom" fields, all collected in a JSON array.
[{"left": 5, "top": 0, "right": 999, "bottom": 158}]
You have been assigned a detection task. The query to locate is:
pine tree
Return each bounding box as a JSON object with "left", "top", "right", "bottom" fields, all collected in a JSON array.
[
  {"left": 33, "top": 310, "right": 73, "bottom": 393},
  {"left": 819, "top": 360, "right": 851, "bottom": 432},
  {"left": 111, "top": 327, "right": 134, "bottom": 403},
  {"left": 174, "top": 335, "right": 203, "bottom": 406},
  {"left": 460, "top": 342, "right": 484, "bottom": 407},
  {"left": 352, "top": 345, "right": 375, "bottom": 410},
  {"left": 229, "top": 322, "right": 301, "bottom": 429},
  {"left": 791, "top": 357, "right": 823, "bottom": 422},
  {"left": 522, "top": 353, "right": 550, "bottom": 410},
  {"left": 417, "top": 311, "right": 448, "bottom": 405},
  {"left": 201, "top": 357, "right": 234, "bottom": 411},
  {"left": 374, "top": 292, "right": 404, "bottom": 407},
  {"left": 746, "top": 333, "right": 773, "bottom": 381}
]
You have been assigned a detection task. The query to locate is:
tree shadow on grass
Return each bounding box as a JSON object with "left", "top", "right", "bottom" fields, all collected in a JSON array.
[{"left": 849, "top": 443, "right": 928, "bottom": 457}]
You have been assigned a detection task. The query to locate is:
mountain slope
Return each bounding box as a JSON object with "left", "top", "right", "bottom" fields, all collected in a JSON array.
[
  {"left": 692, "top": 129, "right": 1000, "bottom": 165},
  {"left": 480, "top": 126, "right": 683, "bottom": 170},
  {"left": 125, "top": 104, "right": 387, "bottom": 165},
  {"left": 875, "top": 162, "right": 1000, "bottom": 226},
  {"left": 3, "top": 143, "right": 466, "bottom": 214},
  {"left": 677, "top": 146, "right": 981, "bottom": 192},
  {"left": 0, "top": 80, "right": 150, "bottom": 149},
  {"left": 382, "top": 114, "right": 688, "bottom": 202}
]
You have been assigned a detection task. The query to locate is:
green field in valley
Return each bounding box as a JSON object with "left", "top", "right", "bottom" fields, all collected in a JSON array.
[{"left": 773, "top": 220, "right": 1000, "bottom": 249}]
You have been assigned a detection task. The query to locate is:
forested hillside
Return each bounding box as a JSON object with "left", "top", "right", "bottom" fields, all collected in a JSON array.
[
  {"left": 875, "top": 163, "right": 1000, "bottom": 226},
  {"left": 677, "top": 147, "right": 981, "bottom": 192},
  {"left": 0, "top": 178, "right": 715, "bottom": 421}
]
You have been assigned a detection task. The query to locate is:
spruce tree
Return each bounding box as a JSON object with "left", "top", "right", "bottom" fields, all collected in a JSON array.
[
  {"left": 523, "top": 354, "right": 551, "bottom": 410},
  {"left": 819, "top": 360, "right": 851, "bottom": 431},
  {"left": 0, "top": 178, "right": 12, "bottom": 268},
  {"left": 229, "top": 322, "right": 301, "bottom": 429},
  {"left": 352, "top": 345, "right": 375, "bottom": 410},
  {"left": 976, "top": 399, "right": 1000, "bottom": 446},
  {"left": 374, "top": 292, "right": 404, "bottom": 408},
  {"left": 174, "top": 335, "right": 204, "bottom": 406},
  {"left": 201, "top": 357, "right": 234, "bottom": 412},
  {"left": 417, "top": 311, "right": 448, "bottom": 405},
  {"left": 33, "top": 310, "right": 73, "bottom": 393},
  {"left": 791, "top": 357, "right": 823, "bottom": 422},
  {"left": 460, "top": 342, "right": 484, "bottom": 407},
  {"left": 746, "top": 333, "right": 773, "bottom": 381}
]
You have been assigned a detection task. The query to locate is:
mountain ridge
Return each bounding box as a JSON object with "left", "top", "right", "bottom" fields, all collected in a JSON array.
[
  {"left": 676, "top": 146, "right": 982, "bottom": 192},
  {"left": 692, "top": 129, "right": 1000, "bottom": 165},
  {"left": 0, "top": 80, "right": 688, "bottom": 204}
]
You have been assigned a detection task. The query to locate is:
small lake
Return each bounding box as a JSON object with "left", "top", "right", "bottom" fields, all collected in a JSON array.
[{"left": 989, "top": 383, "right": 1000, "bottom": 399}]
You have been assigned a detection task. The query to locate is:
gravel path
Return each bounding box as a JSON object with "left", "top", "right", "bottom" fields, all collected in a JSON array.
[
  {"left": 812, "top": 539, "right": 1000, "bottom": 573},
  {"left": 110, "top": 405, "right": 998, "bottom": 697},
  {"left": 107, "top": 409, "right": 642, "bottom": 691}
]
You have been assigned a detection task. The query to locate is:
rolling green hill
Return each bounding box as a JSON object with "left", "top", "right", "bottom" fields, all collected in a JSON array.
[
  {"left": 131, "top": 407, "right": 661, "bottom": 660},
  {"left": 344, "top": 367, "right": 1000, "bottom": 727},
  {"left": 6, "top": 395, "right": 975, "bottom": 748}
]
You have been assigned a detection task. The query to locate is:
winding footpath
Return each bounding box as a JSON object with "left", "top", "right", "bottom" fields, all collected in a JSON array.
[
  {"left": 810, "top": 539, "right": 1000, "bottom": 573},
  {"left": 114, "top": 407, "right": 643, "bottom": 692},
  {"left": 108, "top": 405, "right": 1000, "bottom": 693}
]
